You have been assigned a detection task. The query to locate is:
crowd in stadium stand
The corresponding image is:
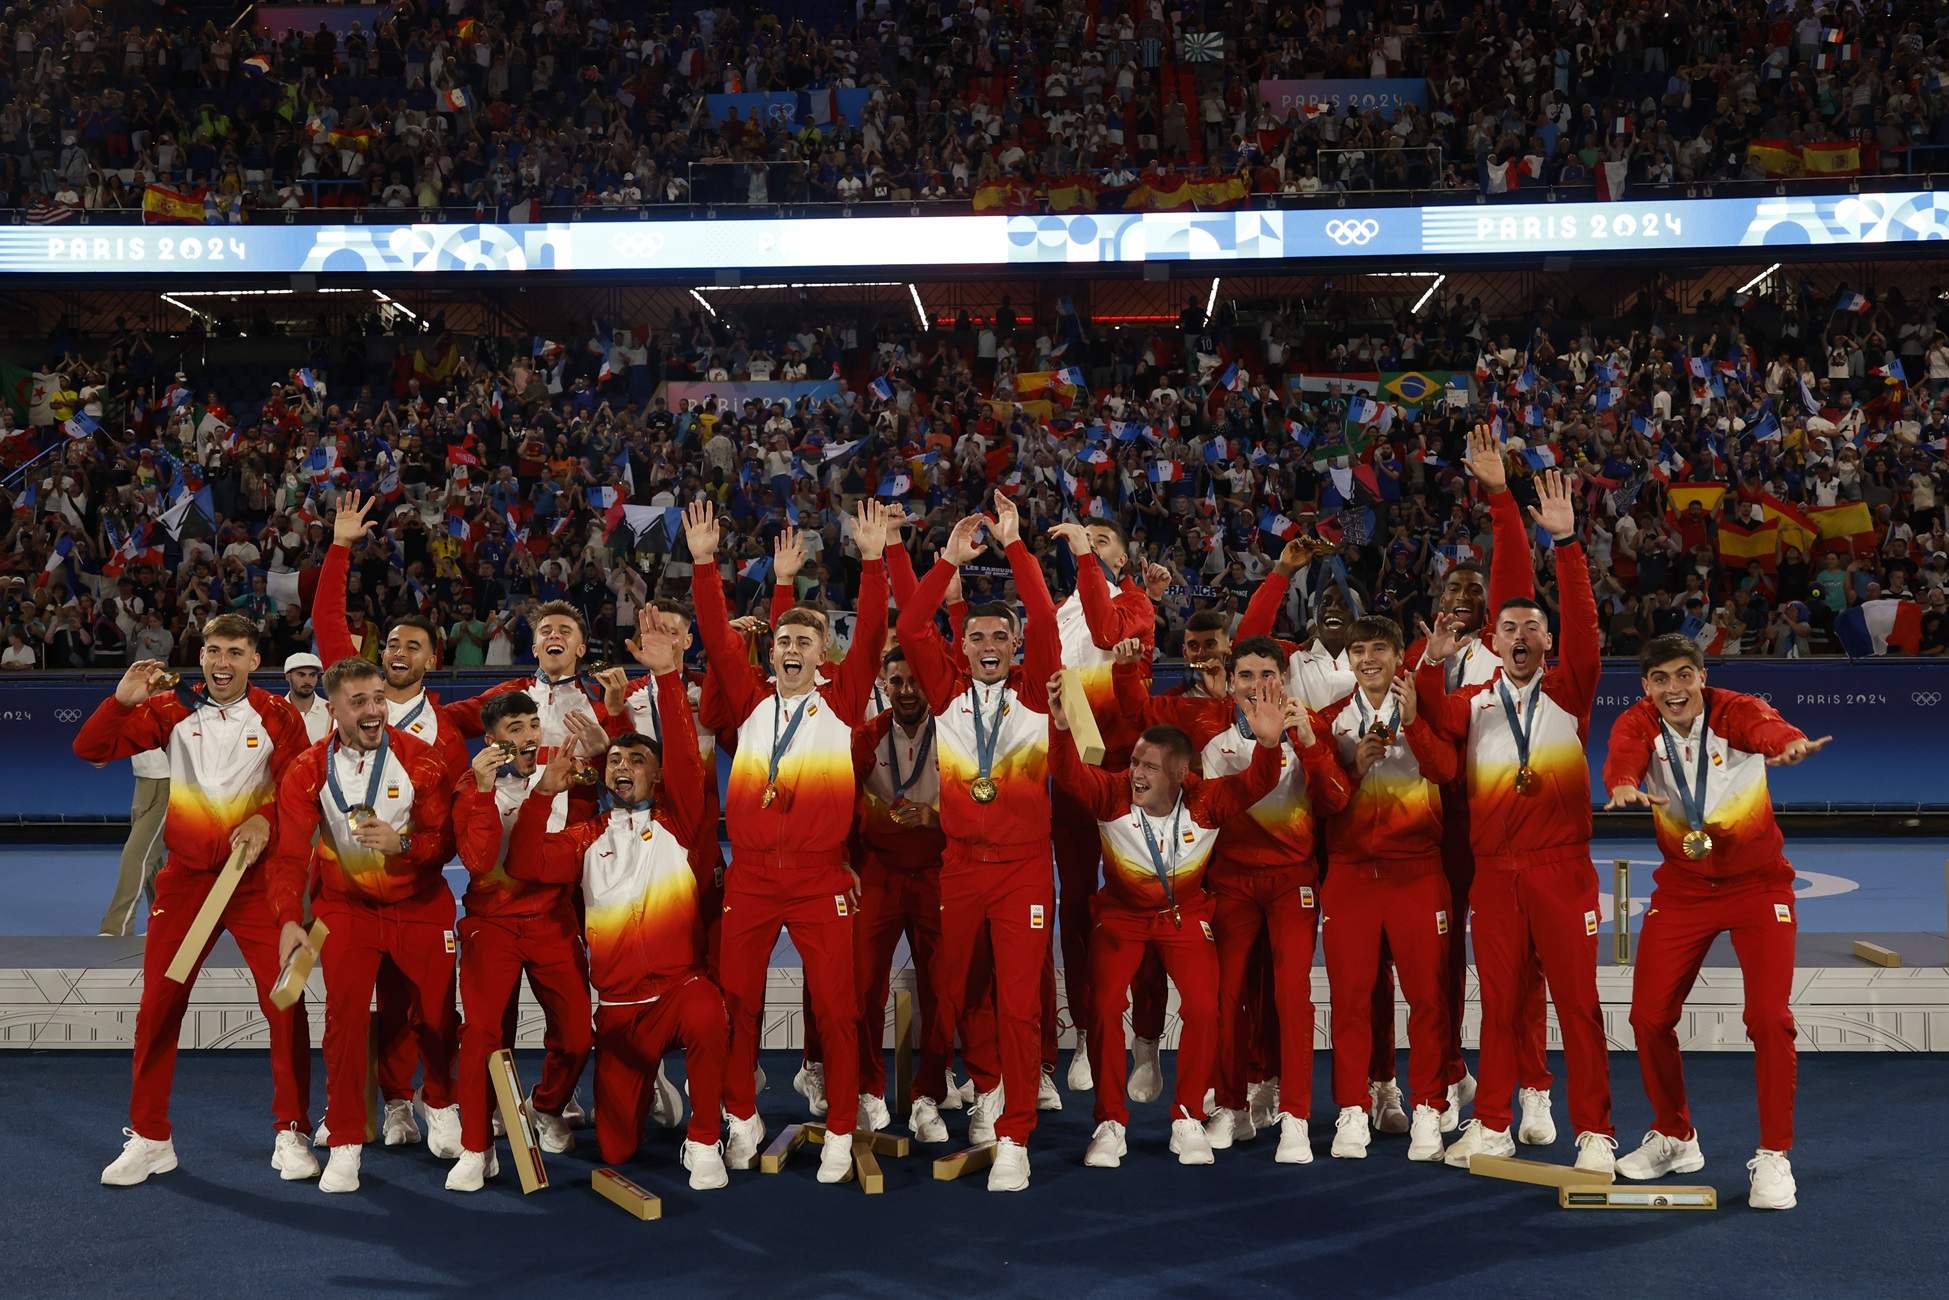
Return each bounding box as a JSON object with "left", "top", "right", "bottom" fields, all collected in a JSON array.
[
  {"left": 6, "top": 0, "right": 1949, "bottom": 221},
  {"left": 2, "top": 270, "right": 1946, "bottom": 669}
]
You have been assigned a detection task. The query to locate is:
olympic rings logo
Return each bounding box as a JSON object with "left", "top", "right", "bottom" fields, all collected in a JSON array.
[
  {"left": 1325, "top": 218, "right": 1381, "bottom": 246},
  {"left": 1914, "top": 692, "right": 1942, "bottom": 707},
  {"left": 1752, "top": 692, "right": 1773, "bottom": 703},
  {"left": 55, "top": 709, "right": 82, "bottom": 723}
]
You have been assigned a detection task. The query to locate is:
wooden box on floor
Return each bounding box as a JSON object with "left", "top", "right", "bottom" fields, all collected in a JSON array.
[
  {"left": 489, "top": 1048, "right": 549, "bottom": 1194},
  {"left": 1469, "top": 1154, "right": 1613, "bottom": 1188},
  {"left": 593, "top": 1168, "right": 661, "bottom": 1220},
  {"left": 1559, "top": 1185, "right": 1717, "bottom": 1211}
]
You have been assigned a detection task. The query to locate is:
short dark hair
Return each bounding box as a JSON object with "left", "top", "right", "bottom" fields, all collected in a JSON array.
[
  {"left": 1638, "top": 634, "right": 1704, "bottom": 676},
  {"left": 1441, "top": 561, "right": 1485, "bottom": 584},
  {"left": 608, "top": 731, "right": 664, "bottom": 762},
  {"left": 646, "top": 596, "right": 691, "bottom": 620},
  {"left": 1184, "top": 609, "right": 1230, "bottom": 635},
  {"left": 1088, "top": 519, "right": 1129, "bottom": 548},
  {"left": 1497, "top": 597, "right": 1545, "bottom": 617},
  {"left": 964, "top": 601, "right": 1019, "bottom": 633},
  {"left": 1347, "top": 615, "right": 1404, "bottom": 650},
  {"left": 480, "top": 690, "right": 538, "bottom": 732},
  {"left": 387, "top": 614, "right": 441, "bottom": 648},
  {"left": 776, "top": 606, "right": 828, "bottom": 637},
  {"left": 532, "top": 599, "right": 588, "bottom": 640},
  {"left": 882, "top": 646, "right": 908, "bottom": 670},
  {"left": 324, "top": 655, "right": 382, "bottom": 696},
  {"left": 202, "top": 612, "right": 261, "bottom": 647},
  {"left": 1229, "top": 635, "right": 1286, "bottom": 672},
  {"left": 1135, "top": 724, "right": 1193, "bottom": 763}
]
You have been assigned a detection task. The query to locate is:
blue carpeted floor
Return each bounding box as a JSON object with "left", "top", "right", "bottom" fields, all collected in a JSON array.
[{"left": 3, "top": 1049, "right": 1938, "bottom": 1298}]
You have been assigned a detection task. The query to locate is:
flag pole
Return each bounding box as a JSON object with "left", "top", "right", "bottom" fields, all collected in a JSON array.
[{"left": 0, "top": 440, "right": 63, "bottom": 492}]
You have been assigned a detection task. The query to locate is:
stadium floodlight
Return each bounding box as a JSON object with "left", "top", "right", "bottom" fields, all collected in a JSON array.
[
  {"left": 1736, "top": 263, "right": 1782, "bottom": 294},
  {"left": 1204, "top": 277, "right": 1221, "bottom": 326},
  {"left": 908, "top": 284, "right": 929, "bottom": 332},
  {"left": 1411, "top": 274, "right": 1446, "bottom": 314},
  {"left": 689, "top": 289, "right": 719, "bottom": 318}
]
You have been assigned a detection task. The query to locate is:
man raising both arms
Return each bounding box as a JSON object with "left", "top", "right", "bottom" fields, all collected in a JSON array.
[
  {"left": 687, "top": 498, "right": 892, "bottom": 1184},
  {"left": 1417, "top": 470, "right": 1617, "bottom": 1175},
  {"left": 75, "top": 621, "right": 314, "bottom": 1187},
  {"left": 1602, "top": 634, "right": 1831, "bottom": 1210}
]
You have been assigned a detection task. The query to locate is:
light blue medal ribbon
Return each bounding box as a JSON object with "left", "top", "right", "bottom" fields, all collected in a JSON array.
[
  {"left": 967, "top": 683, "right": 1004, "bottom": 802},
  {"left": 888, "top": 718, "right": 935, "bottom": 800},
  {"left": 1658, "top": 709, "right": 1715, "bottom": 859},
  {"left": 1497, "top": 678, "right": 1542, "bottom": 792},
  {"left": 395, "top": 692, "right": 430, "bottom": 733},
  {"left": 1137, "top": 801, "right": 1186, "bottom": 928},
  {"left": 326, "top": 730, "right": 392, "bottom": 828},
  {"left": 1355, "top": 691, "right": 1401, "bottom": 739},
  {"left": 763, "top": 693, "right": 813, "bottom": 807}
]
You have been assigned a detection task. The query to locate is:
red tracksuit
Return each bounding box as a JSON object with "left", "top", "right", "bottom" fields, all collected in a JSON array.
[
  {"left": 450, "top": 769, "right": 593, "bottom": 1156},
  {"left": 1396, "top": 487, "right": 1551, "bottom": 1094},
  {"left": 1051, "top": 559, "right": 1157, "bottom": 1047},
  {"left": 1417, "top": 534, "right": 1612, "bottom": 1139},
  {"left": 1605, "top": 689, "right": 1806, "bottom": 1151},
  {"left": 74, "top": 686, "right": 313, "bottom": 1141},
  {"left": 896, "top": 539, "right": 1061, "bottom": 1145},
  {"left": 847, "top": 711, "right": 949, "bottom": 1101},
  {"left": 621, "top": 669, "right": 724, "bottom": 976},
  {"left": 266, "top": 727, "right": 459, "bottom": 1147},
  {"left": 505, "top": 669, "right": 726, "bottom": 1159},
  {"left": 695, "top": 556, "right": 888, "bottom": 1140},
  {"left": 316, "top": 541, "right": 472, "bottom": 1104},
  {"left": 1048, "top": 726, "right": 1282, "bottom": 1125},
  {"left": 1321, "top": 693, "right": 1459, "bottom": 1112}
]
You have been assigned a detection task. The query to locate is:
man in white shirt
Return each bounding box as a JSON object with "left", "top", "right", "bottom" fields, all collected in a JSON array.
[
  {"left": 98, "top": 747, "right": 171, "bottom": 936},
  {"left": 284, "top": 652, "right": 332, "bottom": 743}
]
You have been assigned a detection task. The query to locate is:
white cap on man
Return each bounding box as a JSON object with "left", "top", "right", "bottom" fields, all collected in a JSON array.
[{"left": 283, "top": 652, "right": 323, "bottom": 676}]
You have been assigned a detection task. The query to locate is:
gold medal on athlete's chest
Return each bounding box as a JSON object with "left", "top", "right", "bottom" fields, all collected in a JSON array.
[
  {"left": 761, "top": 784, "right": 778, "bottom": 809},
  {"left": 345, "top": 804, "right": 377, "bottom": 830},
  {"left": 969, "top": 776, "right": 999, "bottom": 804},
  {"left": 1681, "top": 828, "right": 1713, "bottom": 860},
  {"left": 1514, "top": 765, "right": 1537, "bottom": 794}
]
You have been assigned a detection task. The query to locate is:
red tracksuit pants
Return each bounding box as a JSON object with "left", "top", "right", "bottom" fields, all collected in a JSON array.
[
  {"left": 1630, "top": 881, "right": 1798, "bottom": 1152},
  {"left": 1324, "top": 864, "right": 1452, "bottom": 1111},
  {"left": 924, "top": 850, "right": 1050, "bottom": 1144},
  {"left": 129, "top": 859, "right": 311, "bottom": 1140},
  {"left": 1089, "top": 894, "right": 1219, "bottom": 1125},
  {"left": 455, "top": 910, "right": 594, "bottom": 1154},
  {"left": 595, "top": 976, "right": 728, "bottom": 1159},
  {"left": 1213, "top": 873, "right": 1318, "bottom": 1119},
  {"left": 1471, "top": 853, "right": 1613, "bottom": 1137},
  {"left": 1054, "top": 798, "right": 1166, "bottom": 1046},
  {"left": 718, "top": 866, "right": 859, "bottom": 1137},
  {"left": 317, "top": 894, "right": 460, "bottom": 1147},
  {"left": 1367, "top": 844, "right": 1552, "bottom": 1093}
]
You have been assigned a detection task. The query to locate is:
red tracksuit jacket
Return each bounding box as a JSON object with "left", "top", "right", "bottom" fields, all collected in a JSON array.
[
  {"left": 852, "top": 710, "right": 947, "bottom": 873},
  {"left": 1320, "top": 692, "right": 1459, "bottom": 876},
  {"left": 74, "top": 685, "right": 310, "bottom": 872},
  {"left": 266, "top": 725, "right": 459, "bottom": 928},
  {"left": 1601, "top": 688, "right": 1805, "bottom": 891},
  {"left": 1055, "top": 557, "right": 1155, "bottom": 765},
  {"left": 1414, "top": 535, "right": 1600, "bottom": 871}
]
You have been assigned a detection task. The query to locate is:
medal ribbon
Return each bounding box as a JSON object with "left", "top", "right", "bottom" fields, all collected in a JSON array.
[
  {"left": 768, "top": 692, "right": 813, "bottom": 789},
  {"left": 1354, "top": 691, "right": 1400, "bottom": 736},
  {"left": 888, "top": 718, "right": 936, "bottom": 799},
  {"left": 325, "top": 730, "right": 392, "bottom": 815},
  {"left": 394, "top": 692, "right": 430, "bottom": 733},
  {"left": 1137, "top": 800, "right": 1185, "bottom": 914},
  {"left": 968, "top": 682, "right": 1005, "bottom": 785},
  {"left": 1497, "top": 678, "right": 1541, "bottom": 777},
  {"left": 1657, "top": 710, "right": 1713, "bottom": 838}
]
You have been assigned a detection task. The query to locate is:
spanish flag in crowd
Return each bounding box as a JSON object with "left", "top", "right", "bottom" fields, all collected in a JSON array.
[
  {"left": 1746, "top": 139, "right": 1866, "bottom": 178},
  {"left": 142, "top": 183, "right": 206, "bottom": 224},
  {"left": 1717, "top": 519, "right": 1780, "bottom": 571},
  {"left": 1666, "top": 482, "right": 1726, "bottom": 516},
  {"left": 1759, "top": 492, "right": 1820, "bottom": 555},
  {"left": 1809, "top": 500, "right": 1877, "bottom": 551}
]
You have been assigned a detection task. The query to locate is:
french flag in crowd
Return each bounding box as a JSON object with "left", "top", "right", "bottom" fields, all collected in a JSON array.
[
  {"left": 586, "top": 486, "right": 627, "bottom": 532},
  {"left": 1521, "top": 446, "right": 1557, "bottom": 470},
  {"left": 1147, "top": 461, "right": 1184, "bottom": 483},
  {"left": 1060, "top": 468, "right": 1088, "bottom": 501},
  {"left": 1796, "top": 373, "right": 1822, "bottom": 415},
  {"left": 1512, "top": 365, "right": 1535, "bottom": 393},
  {"left": 1835, "top": 597, "right": 1922, "bottom": 657},
  {"left": 878, "top": 472, "right": 911, "bottom": 498},
  {"left": 242, "top": 54, "right": 272, "bottom": 77},
  {"left": 1080, "top": 447, "right": 1111, "bottom": 469},
  {"left": 1204, "top": 436, "right": 1231, "bottom": 464},
  {"left": 1258, "top": 510, "right": 1301, "bottom": 541},
  {"left": 1056, "top": 366, "right": 1086, "bottom": 389},
  {"left": 38, "top": 534, "right": 74, "bottom": 586},
  {"left": 1751, "top": 410, "right": 1782, "bottom": 443},
  {"left": 740, "top": 555, "right": 772, "bottom": 585},
  {"left": 163, "top": 382, "right": 192, "bottom": 409},
  {"left": 1111, "top": 420, "right": 1149, "bottom": 443},
  {"left": 869, "top": 375, "right": 895, "bottom": 402},
  {"left": 1836, "top": 290, "right": 1871, "bottom": 315},
  {"left": 1346, "top": 394, "right": 1382, "bottom": 425},
  {"left": 1687, "top": 356, "right": 1709, "bottom": 380},
  {"left": 295, "top": 367, "right": 318, "bottom": 390},
  {"left": 306, "top": 444, "right": 339, "bottom": 484},
  {"left": 1872, "top": 358, "right": 1907, "bottom": 383},
  {"left": 62, "top": 412, "right": 99, "bottom": 441}
]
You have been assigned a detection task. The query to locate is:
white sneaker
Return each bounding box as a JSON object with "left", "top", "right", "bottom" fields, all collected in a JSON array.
[
  {"left": 444, "top": 1146, "right": 498, "bottom": 1192},
  {"left": 1747, "top": 1148, "right": 1796, "bottom": 1210},
  {"left": 1452, "top": 1071, "right": 1477, "bottom": 1109},
  {"left": 1274, "top": 1114, "right": 1313, "bottom": 1164},
  {"left": 1036, "top": 1067, "right": 1063, "bottom": 1112},
  {"left": 1331, "top": 1105, "right": 1371, "bottom": 1159},
  {"left": 1066, "top": 1035, "right": 1094, "bottom": 1090},
  {"left": 1517, "top": 1088, "right": 1556, "bottom": 1145},
  {"left": 908, "top": 1097, "right": 949, "bottom": 1143},
  {"left": 320, "top": 1144, "right": 362, "bottom": 1193},
  {"left": 526, "top": 1092, "right": 573, "bottom": 1153},
  {"left": 857, "top": 1094, "right": 891, "bottom": 1133},
  {"left": 418, "top": 1098, "right": 462, "bottom": 1159},
  {"left": 562, "top": 1092, "right": 591, "bottom": 1129},
  {"left": 1369, "top": 1079, "right": 1409, "bottom": 1135},
  {"left": 1438, "top": 1087, "right": 1460, "bottom": 1133},
  {"left": 816, "top": 1133, "right": 854, "bottom": 1184},
  {"left": 753, "top": 1064, "right": 767, "bottom": 1095},
  {"left": 1574, "top": 1131, "right": 1618, "bottom": 1175},
  {"left": 683, "top": 1139, "right": 729, "bottom": 1190},
  {"left": 272, "top": 1129, "right": 320, "bottom": 1181},
  {"left": 938, "top": 1071, "right": 969, "bottom": 1111},
  {"left": 986, "top": 1136, "right": 1030, "bottom": 1192},
  {"left": 967, "top": 1084, "right": 1004, "bottom": 1145},
  {"left": 312, "top": 1121, "right": 331, "bottom": 1147},
  {"left": 101, "top": 1129, "right": 176, "bottom": 1186},
  {"left": 1408, "top": 1105, "right": 1445, "bottom": 1162},
  {"left": 725, "top": 1113, "right": 765, "bottom": 1170},
  {"left": 381, "top": 1099, "right": 421, "bottom": 1146},
  {"left": 1247, "top": 1078, "right": 1280, "bottom": 1132},
  {"left": 1084, "top": 1120, "right": 1128, "bottom": 1168},
  {"left": 1169, "top": 1116, "right": 1215, "bottom": 1165},
  {"left": 650, "top": 1063, "right": 682, "bottom": 1128},
  {"left": 1617, "top": 1129, "right": 1706, "bottom": 1181},
  {"left": 1442, "top": 1119, "right": 1516, "bottom": 1169},
  {"left": 1126, "top": 1037, "right": 1163, "bottom": 1104},
  {"left": 1205, "top": 1106, "right": 1255, "bottom": 1150},
  {"left": 792, "top": 1062, "right": 829, "bottom": 1119}
]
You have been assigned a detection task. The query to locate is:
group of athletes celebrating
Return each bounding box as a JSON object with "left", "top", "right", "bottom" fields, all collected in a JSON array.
[{"left": 76, "top": 425, "right": 1829, "bottom": 1210}]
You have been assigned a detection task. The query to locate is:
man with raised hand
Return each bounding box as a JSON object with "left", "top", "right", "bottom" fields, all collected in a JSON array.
[
  {"left": 1603, "top": 634, "right": 1831, "bottom": 1211},
  {"left": 895, "top": 492, "right": 1064, "bottom": 1191},
  {"left": 1416, "top": 470, "right": 1618, "bottom": 1175},
  {"left": 686, "top": 497, "right": 891, "bottom": 1184}
]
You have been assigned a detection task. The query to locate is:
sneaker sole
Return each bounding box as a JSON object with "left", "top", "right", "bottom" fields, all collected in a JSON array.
[
  {"left": 1408, "top": 1147, "right": 1444, "bottom": 1162},
  {"left": 1275, "top": 1149, "right": 1314, "bottom": 1165},
  {"left": 103, "top": 1158, "right": 178, "bottom": 1186}
]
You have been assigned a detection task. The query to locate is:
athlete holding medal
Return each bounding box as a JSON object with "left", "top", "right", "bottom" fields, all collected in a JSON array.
[{"left": 1601, "top": 633, "right": 1830, "bottom": 1210}]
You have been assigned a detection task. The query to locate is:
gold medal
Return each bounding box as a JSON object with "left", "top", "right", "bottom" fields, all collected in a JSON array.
[
  {"left": 345, "top": 804, "right": 377, "bottom": 830},
  {"left": 969, "top": 776, "right": 998, "bottom": 804},
  {"left": 1514, "top": 765, "right": 1536, "bottom": 794},
  {"left": 154, "top": 670, "right": 181, "bottom": 688},
  {"left": 1681, "top": 829, "right": 1713, "bottom": 860},
  {"left": 571, "top": 765, "right": 599, "bottom": 786},
  {"left": 761, "top": 784, "right": 778, "bottom": 808}
]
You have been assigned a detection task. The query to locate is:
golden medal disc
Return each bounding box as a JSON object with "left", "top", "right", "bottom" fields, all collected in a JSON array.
[
  {"left": 1681, "top": 829, "right": 1713, "bottom": 860},
  {"left": 345, "top": 804, "right": 378, "bottom": 830},
  {"left": 969, "top": 776, "right": 999, "bottom": 804},
  {"left": 1514, "top": 765, "right": 1537, "bottom": 794}
]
